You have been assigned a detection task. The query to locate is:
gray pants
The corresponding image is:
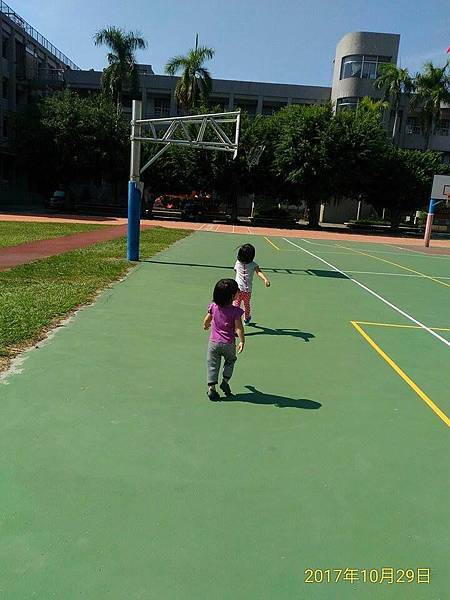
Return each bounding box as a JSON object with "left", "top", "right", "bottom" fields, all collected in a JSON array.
[{"left": 207, "top": 341, "right": 237, "bottom": 385}]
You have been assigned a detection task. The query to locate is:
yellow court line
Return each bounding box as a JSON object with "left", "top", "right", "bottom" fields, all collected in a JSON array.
[
  {"left": 351, "top": 321, "right": 450, "bottom": 428},
  {"left": 338, "top": 245, "right": 450, "bottom": 289},
  {"left": 264, "top": 237, "right": 280, "bottom": 251},
  {"left": 355, "top": 321, "right": 450, "bottom": 332}
]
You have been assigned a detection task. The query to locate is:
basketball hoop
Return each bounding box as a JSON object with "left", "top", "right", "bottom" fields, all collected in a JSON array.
[
  {"left": 133, "top": 110, "right": 241, "bottom": 175},
  {"left": 246, "top": 144, "right": 265, "bottom": 170},
  {"left": 424, "top": 175, "right": 450, "bottom": 247},
  {"left": 127, "top": 101, "right": 241, "bottom": 260}
]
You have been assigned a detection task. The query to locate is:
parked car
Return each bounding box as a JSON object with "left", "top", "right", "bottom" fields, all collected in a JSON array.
[{"left": 45, "top": 190, "right": 66, "bottom": 210}]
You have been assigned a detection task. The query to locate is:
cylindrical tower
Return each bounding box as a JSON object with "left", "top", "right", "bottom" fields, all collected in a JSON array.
[{"left": 331, "top": 32, "right": 400, "bottom": 110}]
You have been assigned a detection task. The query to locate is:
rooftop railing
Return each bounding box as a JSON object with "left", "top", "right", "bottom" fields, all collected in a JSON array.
[{"left": 0, "top": 0, "right": 80, "bottom": 70}]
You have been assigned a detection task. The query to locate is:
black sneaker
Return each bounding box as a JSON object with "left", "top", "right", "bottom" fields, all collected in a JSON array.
[
  {"left": 207, "top": 388, "right": 220, "bottom": 401},
  {"left": 220, "top": 381, "right": 233, "bottom": 396}
]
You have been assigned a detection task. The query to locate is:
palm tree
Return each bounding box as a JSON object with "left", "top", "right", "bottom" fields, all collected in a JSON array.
[
  {"left": 374, "top": 63, "right": 413, "bottom": 143},
  {"left": 165, "top": 35, "right": 214, "bottom": 112},
  {"left": 410, "top": 61, "right": 450, "bottom": 149},
  {"left": 356, "top": 96, "right": 389, "bottom": 118},
  {"left": 94, "top": 27, "right": 147, "bottom": 111}
]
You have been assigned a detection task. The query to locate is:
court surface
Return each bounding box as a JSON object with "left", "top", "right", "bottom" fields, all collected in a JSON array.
[{"left": 0, "top": 231, "right": 448, "bottom": 599}]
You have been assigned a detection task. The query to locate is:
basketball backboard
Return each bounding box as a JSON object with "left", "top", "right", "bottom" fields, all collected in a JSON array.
[{"left": 431, "top": 175, "right": 450, "bottom": 201}]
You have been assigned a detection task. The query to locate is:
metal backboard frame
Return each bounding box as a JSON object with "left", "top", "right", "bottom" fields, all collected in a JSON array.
[
  {"left": 133, "top": 110, "right": 241, "bottom": 176},
  {"left": 127, "top": 101, "right": 241, "bottom": 260}
]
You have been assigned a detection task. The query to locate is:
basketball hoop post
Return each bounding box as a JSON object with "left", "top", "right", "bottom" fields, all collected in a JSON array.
[
  {"left": 127, "top": 102, "right": 240, "bottom": 260},
  {"left": 128, "top": 100, "right": 143, "bottom": 261},
  {"left": 424, "top": 175, "right": 450, "bottom": 248},
  {"left": 424, "top": 198, "right": 436, "bottom": 248}
]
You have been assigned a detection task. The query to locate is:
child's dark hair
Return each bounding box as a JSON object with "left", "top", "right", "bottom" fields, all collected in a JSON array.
[
  {"left": 213, "top": 278, "right": 238, "bottom": 306},
  {"left": 237, "top": 243, "right": 255, "bottom": 264}
]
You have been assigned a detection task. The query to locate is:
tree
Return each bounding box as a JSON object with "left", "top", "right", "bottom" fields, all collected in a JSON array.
[
  {"left": 356, "top": 96, "right": 389, "bottom": 118},
  {"left": 94, "top": 27, "right": 147, "bottom": 111},
  {"left": 326, "top": 103, "right": 390, "bottom": 202},
  {"left": 165, "top": 35, "right": 214, "bottom": 112},
  {"left": 364, "top": 148, "right": 450, "bottom": 229},
  {"left": 273, "top": 104, "right": 334, "bottom": 227},
  {"left": 410, "top": 61, "right": 450, "bottom": 149},
  {"left": 272, "top": 102, "right": 395, "bottom": 228},
  {"left": 241, "top": 111, "right": 291, "bottom": 200},
  {"left": 374, "top": 63, "right": 413, "bottom": 143},
  {"left": 15, "top": 90, "right": 129, "bottom": 198}
]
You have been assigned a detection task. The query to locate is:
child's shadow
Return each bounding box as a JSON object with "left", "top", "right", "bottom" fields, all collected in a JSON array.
[
  {"left": 226, "top": 385, "right": 321, "bottom": 409},
  {"left": 245, "top": 323, "right": 315, "bottom": 342}
]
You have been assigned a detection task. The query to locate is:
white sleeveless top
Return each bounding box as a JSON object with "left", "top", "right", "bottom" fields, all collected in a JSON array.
[{"left": 234, "top": 260, "right": 258, "bottom": 292}]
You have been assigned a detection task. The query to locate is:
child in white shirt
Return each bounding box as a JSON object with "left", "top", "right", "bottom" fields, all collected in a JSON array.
[{"left": 233, "top": 243, "right": 270, "bottom": 324}]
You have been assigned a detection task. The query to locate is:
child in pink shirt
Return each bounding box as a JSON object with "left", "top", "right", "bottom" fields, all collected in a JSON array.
[{"left": 203, "top": 279, "right": 245, "bottom": 401}]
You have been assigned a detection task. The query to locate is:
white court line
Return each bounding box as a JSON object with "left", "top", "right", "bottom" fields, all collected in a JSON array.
[
  {"left": 394, "top": 245, "right": 450, "bottom": 258},
  {"left": 301, "top": 238, "right": 450, "bottom": 258},
  {"left": 300, "top": 249, "right": 418, "bottom": 258},
  {"left": 215, "top": 224, "right": 220, "bottom": 232},
  {"left": 351, "top": 246, "right": 450, "bottom": 258},
  {"left": 395, "top": 245, "right": 426, "bottom": 254},
  {"left": 247, "top": 227, "right": 253, "bottom": 234},
  {"left": 283, "top": 238, "right": 450, "bottom": 348},
  {"left": 232, "top": 224, "right": 235, "bottom": 234},
  {"left": 347, "top": 270, "right": 420, "bottom": 277},
  {"left": 300, "top": 239, "right": 338, "bottom": 248},
  {"left": 197, "top": 223, "right": 206, "bottom": 230},
  {"left": 301, "top": 239, "right": 410, "bottom": 254},
  {"left": 346, "top": 271, "right": 450, "bottom": 279}
]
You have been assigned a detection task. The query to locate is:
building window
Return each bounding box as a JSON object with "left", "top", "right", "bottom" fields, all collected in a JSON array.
[
  {"left": 121, "top": 95, "right": 132, "bottom": 109},
  {"left": 362, "top": 56, "right": 377, "bottom": 79},
  {"left": 154, "top": 97, "right": 170, "bottom": 117},
  {"left": 16, "top": 86, "right": 27, "bottom": 106},
  {"left": 336, "top": 97, "right": 360, "bottom": 111},
  {"left": 2, "top": 77, "right": 8, "bottom": 99},
  {"left": 436, "top": 119, "right": 450, "bottom": 136},
  {"left": 406, "top": 117, "right": 421, "bottom": 135},
  {"left": 210, "top": 97, "right": 228, "bottom": 112},
  {"left": 234, "top": 101, "right": 258, "bottom": 117},
  {"left": 2, "top": 116, "right": 10, "bottom": 138},
  {"left": 340, "top": 55, "right": 391, "bottom": 80},
  {"left": 261, "top": 102, "right": 286, "bottom": 116},
  {"left": 2, "top": 35, "right": 9, "bottom": 59},
  {"left": 341, "top": 55, "right": 362, "bottom": 79}
]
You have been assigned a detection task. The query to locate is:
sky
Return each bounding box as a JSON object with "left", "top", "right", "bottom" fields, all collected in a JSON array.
[{"left": 8, "top": 0, "right": 450, "bottom": 86}]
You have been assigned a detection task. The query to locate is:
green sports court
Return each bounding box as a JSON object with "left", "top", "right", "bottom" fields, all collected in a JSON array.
[{"left": 0, "top": 230, "right": 448, "bottom": 599}]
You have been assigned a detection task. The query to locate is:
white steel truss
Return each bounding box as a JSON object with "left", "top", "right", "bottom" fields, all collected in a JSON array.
[{"left": 131, "top": 111, "right": 241, "bottom": 175}]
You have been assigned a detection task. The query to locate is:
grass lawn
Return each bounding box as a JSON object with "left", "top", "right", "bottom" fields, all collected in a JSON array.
[
  {"left": 0, "top": 221, "right": 104, "bottom": 249},
  {"left": 0, "top": 227, "right": 190, "bottom": 370}
]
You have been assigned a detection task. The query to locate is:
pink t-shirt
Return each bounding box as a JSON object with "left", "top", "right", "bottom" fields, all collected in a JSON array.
[{"left": 208, "top": 303, "right": 244, "bottom": 344}]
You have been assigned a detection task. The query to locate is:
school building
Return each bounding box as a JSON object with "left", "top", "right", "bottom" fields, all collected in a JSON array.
[{"left": 1, "top": 1, "right": 449, "bottom": 222}]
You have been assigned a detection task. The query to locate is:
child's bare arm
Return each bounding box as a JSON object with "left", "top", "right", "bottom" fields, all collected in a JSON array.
[
  {"left": 203, "top": 312, "right": 212, "bottom": 330},
  {"left": 255, "top": 266, "right": 270, "bottom": 287},
  {"left": 235, "top": 318, "right": 245, "bottom": 353}
]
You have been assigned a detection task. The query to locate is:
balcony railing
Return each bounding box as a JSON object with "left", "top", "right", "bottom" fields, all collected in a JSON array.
[{"left": 0, "top": 0, "right": 80, "bottom": 70}]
